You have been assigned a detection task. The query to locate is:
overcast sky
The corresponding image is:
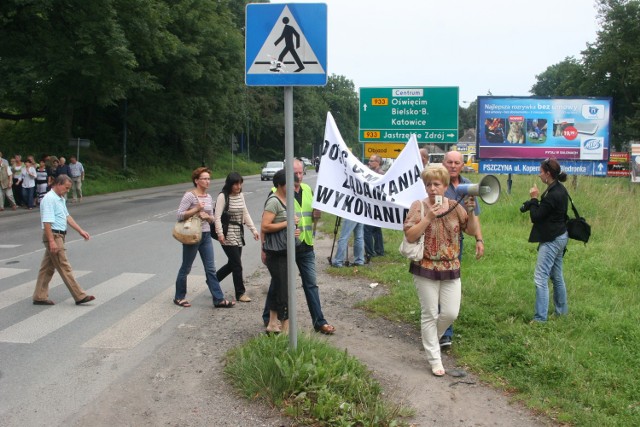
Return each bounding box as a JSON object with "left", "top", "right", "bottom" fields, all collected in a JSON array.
[{"left": 269, "top": 0, "right": 601, "bottom": 105}]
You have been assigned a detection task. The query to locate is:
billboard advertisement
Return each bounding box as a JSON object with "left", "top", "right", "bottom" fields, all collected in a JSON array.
[
  {"left": 477, "top": 96, "right": 612, "bottom": 161},
  {"left": 632, "top": 144, "right": 640, "bottom": 183}
]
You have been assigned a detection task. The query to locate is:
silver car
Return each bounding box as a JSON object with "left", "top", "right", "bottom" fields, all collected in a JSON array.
[{"left": 261, "top": 161, "right": 284, "bottom": 181}]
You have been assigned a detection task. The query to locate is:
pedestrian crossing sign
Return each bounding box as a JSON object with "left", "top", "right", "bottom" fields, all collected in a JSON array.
[{"left": 245, "top": 3, "right": 327, "bottom": 86}]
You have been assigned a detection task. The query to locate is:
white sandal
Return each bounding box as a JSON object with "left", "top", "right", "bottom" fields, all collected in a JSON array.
[{"left": 431, "top": 364, "right": 445, "bottom": 377}]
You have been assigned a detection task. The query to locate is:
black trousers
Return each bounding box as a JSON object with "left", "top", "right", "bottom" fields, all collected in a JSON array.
[
  {"left": 216, "top": 245, "right": 245, "bottom": 299},
  {"left": 265, "top": 251, "right": 288, "bottom": 321}
]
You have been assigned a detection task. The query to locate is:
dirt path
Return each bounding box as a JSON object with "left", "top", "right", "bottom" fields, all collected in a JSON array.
[{"left": 70, "top": 234, "right": 552, "bottom": 426}]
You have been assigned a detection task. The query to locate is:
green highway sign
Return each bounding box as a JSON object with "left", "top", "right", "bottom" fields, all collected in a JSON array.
[{"left": 359, "top": 86, "right": 459, "bottom": 143}]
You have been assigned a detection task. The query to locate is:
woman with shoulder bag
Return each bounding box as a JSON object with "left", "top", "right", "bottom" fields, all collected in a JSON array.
[
  {"left": 403, "top": 165, "right": 479, "bottom": 377},
  {"left": 214, "top": 172, "right": 260, "bottom": 302},
  {"left": 261, "top": 169, "right": 299, "bottom": 334},
  {"left": 524, "top": 158, "right": 569, "bottom": 323},
  {"left": 174, "top": 167, "right": 235, "bottom": 309}
]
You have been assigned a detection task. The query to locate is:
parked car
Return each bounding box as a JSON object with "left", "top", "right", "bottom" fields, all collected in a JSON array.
[
  {"left": 300, "top": 157, "right": 313, "bottom": 169},
  {"left": 261, "top": 161, "right": 284, "bottom": 181}
]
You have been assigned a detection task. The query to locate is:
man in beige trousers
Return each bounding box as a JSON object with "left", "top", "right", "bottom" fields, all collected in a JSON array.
[{"left": 33, "top": 175, "right": 95, "bottom": 306}]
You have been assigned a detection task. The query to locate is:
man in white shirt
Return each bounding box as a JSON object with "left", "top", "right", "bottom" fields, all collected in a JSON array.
[
  {"left": 33, "top": 175, "right": 95, "bottom": 305},
  {"left": 68, "top": 156, "right": 85, "bottom": 202}
]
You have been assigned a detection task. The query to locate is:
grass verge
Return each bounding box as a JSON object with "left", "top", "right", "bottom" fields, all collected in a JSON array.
[
  {"left": 224, "top": 333, "right": 413, "bottom": 426},
  {"left": 80, "top": 155, "right": 261, "bottom": 197}
]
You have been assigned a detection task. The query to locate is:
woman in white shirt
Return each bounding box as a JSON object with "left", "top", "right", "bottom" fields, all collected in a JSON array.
[
  {"left": 18, "top": 159, "right": 37, "bottom": 210},
  {"left": 214, "top": 172, "right": 260, "bottom": 302}
]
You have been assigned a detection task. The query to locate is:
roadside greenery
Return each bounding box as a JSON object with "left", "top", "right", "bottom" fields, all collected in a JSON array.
[
  {"left": 324, "top": 174, "right": 640, "bottom": 426},
  {"left": 80, "top": 153, "right": 262, "bottom": 197},
  {"left": 224, "top": 333, "right": 413, "bottom": 426}
]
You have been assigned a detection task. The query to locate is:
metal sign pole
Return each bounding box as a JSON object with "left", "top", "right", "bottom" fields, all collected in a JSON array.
[{"left": 284, "top": 86, "right": 297, "bottom": 350}]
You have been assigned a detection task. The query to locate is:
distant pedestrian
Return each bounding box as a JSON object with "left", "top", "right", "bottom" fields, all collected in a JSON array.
[
  {"left": 331, "top": 218, "right": 365, "bottom": 267},
  {"left": 35, "top": 160, "right": 49, "bottom": 204},
  {"left": 18, "top": 159, "right": 37, "bottom": 210},
  {"left": 33, "top": 175, "right": 95, "bottom": 306},
  {"left": 0, "top": 152, "right": 17, "bottom": 210},
  {"left": 68, "top": 156, "right": 85, "bottom": 202},
  {"left": 11, "top": 155, "right": 25, "bottom": 207},
  {"left": 364, "top": 154, "right": 385, "bottom": 259},
  {"left": 56, "top": 156, "right": 71, "bottom": 178}
]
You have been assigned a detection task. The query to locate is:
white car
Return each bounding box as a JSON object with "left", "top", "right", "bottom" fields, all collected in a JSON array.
[
  {"left": 261, "top": 161, "right": 284, "bottom": 181},
  {"left": 300, "top": 157, "right": 313, "bottom": 169}
]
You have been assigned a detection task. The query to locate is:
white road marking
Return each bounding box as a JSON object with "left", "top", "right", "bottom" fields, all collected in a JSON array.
[
  {"left": 0, "top": 270, "right": 90, "bottom": 311},
  {"left": 0, "top": 267, "right": 29, "bottom": 279},
  {"left": 83, "top": 276, "right": 207, "bottom": 349},
  {"left": 0, "top": 273, "right": 153, "bottom": 343}
]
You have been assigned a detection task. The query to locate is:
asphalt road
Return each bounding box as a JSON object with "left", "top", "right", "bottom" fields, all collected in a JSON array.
[{"left": 0, "top": 171, "right": 317, "bottom": 426}]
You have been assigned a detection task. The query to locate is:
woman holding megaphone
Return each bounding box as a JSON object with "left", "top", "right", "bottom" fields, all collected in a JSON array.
[{"left": 403, "top": 165, "right": 480, "bottom": 377}]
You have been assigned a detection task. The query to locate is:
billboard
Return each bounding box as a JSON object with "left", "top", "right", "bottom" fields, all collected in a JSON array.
[
  {"left": 632, "top": 144, "right": 640, "bottom": 183},
  {"left": 477, "top": 97, "right": 612, "bottom": 161}
]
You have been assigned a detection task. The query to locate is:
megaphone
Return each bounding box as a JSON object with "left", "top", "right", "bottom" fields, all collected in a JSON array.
[{"left": 455, "top": 175, "right": 501, "bottom": 205}]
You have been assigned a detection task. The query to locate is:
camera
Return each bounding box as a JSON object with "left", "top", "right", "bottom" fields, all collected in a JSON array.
[{"left": 519, "top": 200, "right": 533, "bottom": 213}]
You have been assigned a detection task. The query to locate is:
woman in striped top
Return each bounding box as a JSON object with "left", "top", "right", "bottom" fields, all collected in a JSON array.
[
  {"left": 174, "top": 167, "right": 235, "bottom": 308},
  {"left": 214, "top": 172, "right": 260, "bottom": 302}
]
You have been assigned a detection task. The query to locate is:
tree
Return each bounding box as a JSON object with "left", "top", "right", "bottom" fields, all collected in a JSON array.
[
  {"left": 531, "top": 57, "right": 586, "bottom": 97},
  {"left": 530, "top": 0, "right": 640, "bottom": 148}
]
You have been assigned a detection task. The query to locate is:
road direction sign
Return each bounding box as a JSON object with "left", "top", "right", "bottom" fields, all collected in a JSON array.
[
  {"left": 359, "top": 87, "right": 459, "bottom": 143},
  {"left": 364, "top": 143, "right": 405, "bottom": 159},
  {"left": 68, "top": 138, "right": 90, "bottom": 148},
  {"left": 245, "top": 3, "right": 327, "bottom": 86}
]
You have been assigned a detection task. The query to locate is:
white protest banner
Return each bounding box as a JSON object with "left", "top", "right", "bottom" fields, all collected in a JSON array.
[{"left": 312, "top": 112, "right": 427, "bottom": 230}]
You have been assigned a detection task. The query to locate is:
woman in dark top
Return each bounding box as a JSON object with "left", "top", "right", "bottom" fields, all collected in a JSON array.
[{"left": 526, "top": 158, "right": 569, "bottom": 322}]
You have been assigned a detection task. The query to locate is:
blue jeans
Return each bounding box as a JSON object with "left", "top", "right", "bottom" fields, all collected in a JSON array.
[
  {"left": 175, "top": 232, "right": 225, "bottom": 304},
  {"left": 332, "top": 219, "right": 364, "bottom": 266},
  {"left": 364, "top": 225, "right": 384, "bottom": 257},
  {"left": 533, "top": 232, "right": 569, "bottom": 322},
  {"left": 262, "top": 249, "right": 328, "bottom": 330},
  {"left": 22, "top": 186, "right": 35, "bottom": 209}
]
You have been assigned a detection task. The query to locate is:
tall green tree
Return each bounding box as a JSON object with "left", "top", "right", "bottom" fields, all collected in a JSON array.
[
  {"left": 531, "top": 0, "right": 640, "bottom": 148},
  {"left": 531, "top": 57, "right": 586, "bottom": 97}
]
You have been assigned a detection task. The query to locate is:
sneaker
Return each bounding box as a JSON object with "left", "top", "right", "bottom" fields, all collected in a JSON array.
[{"left": 439, "top": 336, "right": 452, "bottom": 348}]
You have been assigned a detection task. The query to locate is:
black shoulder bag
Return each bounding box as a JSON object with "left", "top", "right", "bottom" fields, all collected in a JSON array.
[
  {"left": 566, "top": 194, "right": 591, "bottom": 244},
  {"left": 212, "top": 193, "right": 230, "bottom": 241}
]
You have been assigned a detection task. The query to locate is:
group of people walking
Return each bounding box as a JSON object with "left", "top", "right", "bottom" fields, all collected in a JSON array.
[
  {"left": 1, "top": 151, "right": 85, "bottom": 211},
  {"left": 174, "top": 159, "right": 336, "bottom": 336},
  {"left": 23, "top": 146, "right": 569, "bottom": 378}
]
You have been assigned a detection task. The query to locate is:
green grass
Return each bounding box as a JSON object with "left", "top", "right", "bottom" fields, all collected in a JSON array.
[
  {"left": 224, "top": 333, "right": 413, "bottom": 426},
  {"left": 79, "top": 154, "right": 262, "bottom": 197},
  {"left": 323, "top": 174, "right": 640, "bottom": 426}
]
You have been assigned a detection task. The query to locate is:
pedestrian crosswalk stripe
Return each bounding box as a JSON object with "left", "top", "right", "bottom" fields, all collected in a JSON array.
[
  {"left": 0, "top": 273, "right": 153, "bottom": 344},
  {"left": 0, "top": 267, "right": 29, "bottom": 280},
  {"left": 0, "top": 245, "right": 21, "bottom": 249},
  {"left": 83, "top": 276, "right": 207, "bottom": 349},
  {"left": 0, "top": 271, "right": 90, "bottom": 311}
]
